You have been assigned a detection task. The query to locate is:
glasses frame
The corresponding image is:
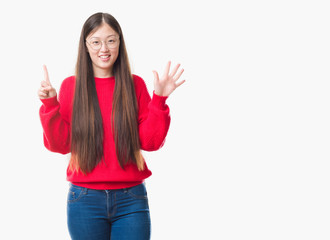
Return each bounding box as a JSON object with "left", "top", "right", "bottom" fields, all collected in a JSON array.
[{"left": 86, "top": 36, "right": 120, "bottom": 50}]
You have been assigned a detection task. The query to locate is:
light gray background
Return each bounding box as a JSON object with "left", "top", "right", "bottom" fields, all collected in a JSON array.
[{"left": 0, "top": 0, "right": 329, "bottom": 239}]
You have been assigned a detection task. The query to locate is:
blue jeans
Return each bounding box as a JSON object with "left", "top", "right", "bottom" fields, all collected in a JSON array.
[{"left": 67, "top": 183, "right": 151, "bottom": 240}]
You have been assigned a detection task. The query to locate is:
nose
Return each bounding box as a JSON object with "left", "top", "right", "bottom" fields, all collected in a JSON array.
[{"left": 100, "top": 41, "right": 110, "bottom": 51}]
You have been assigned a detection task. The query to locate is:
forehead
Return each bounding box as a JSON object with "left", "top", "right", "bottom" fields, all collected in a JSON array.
[{"left": 87, "top": 23, "right": 118, "bottom": 39}]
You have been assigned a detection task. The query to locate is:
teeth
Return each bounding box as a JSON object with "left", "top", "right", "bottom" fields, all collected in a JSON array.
[{"left": 100, "top": 55, "right": 110, "bottom": 59}]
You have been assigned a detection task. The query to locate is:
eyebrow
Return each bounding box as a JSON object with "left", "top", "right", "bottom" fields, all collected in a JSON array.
[{"left": 90, "top": 34, "right": 117, "bottom": 39}]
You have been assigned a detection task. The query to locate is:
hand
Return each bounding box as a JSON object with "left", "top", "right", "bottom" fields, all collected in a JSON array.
[
  {"left": 38, "top": 65, "right": 57, "bottom": 99},
  {"left": 153, "top": 61, "right": 185, "bottom": 97}
]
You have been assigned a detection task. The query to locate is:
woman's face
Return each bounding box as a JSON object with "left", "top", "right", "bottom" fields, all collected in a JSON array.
[{"left": 86, "top": 23, "right": 120, "bottom": 77}]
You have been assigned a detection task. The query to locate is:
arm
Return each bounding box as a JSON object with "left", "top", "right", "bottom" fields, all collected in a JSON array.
[
  {"left": 137, "top": 61, "right": 185, "bottom": 151},
  {"left": 137, "top": 80, "right": 171, "bottom": 151},
  {"left": 38, "top": 65, "right": 71, "bottom": 154}
]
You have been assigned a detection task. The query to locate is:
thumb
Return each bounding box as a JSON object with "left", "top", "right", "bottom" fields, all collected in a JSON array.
[{"left": 43, "top": 65, "right": 51, "bottom": 85}]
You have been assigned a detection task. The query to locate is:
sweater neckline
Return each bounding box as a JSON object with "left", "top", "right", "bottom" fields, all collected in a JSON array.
[{"left": 94, "top": 76, "right": 115, "bottom": 82}]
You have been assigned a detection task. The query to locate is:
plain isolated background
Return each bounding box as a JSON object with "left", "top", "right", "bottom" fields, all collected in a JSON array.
[{"left": 0, "top": 0, "right": 329, "bottom": 239}]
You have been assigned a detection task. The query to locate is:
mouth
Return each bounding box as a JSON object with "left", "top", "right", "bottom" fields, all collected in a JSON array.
[{"left": 99, "top": 55, "right": 111, "bottom": 61}]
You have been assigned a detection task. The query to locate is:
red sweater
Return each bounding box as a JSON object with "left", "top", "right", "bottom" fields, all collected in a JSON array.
[{"left": 39, "top": 75, "right": 170, "bottom": 189}]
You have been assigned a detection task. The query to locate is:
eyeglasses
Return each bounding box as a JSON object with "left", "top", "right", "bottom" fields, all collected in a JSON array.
[{"left": 86, "top": 36, "right": 120, "bottom": 50}]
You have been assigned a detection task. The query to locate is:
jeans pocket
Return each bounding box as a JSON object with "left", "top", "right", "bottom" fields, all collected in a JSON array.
[
  {"left": 67, "top": 184, "right": 88, "bottom": 203},
  {"left": 126, "top": 183, "right": 148, "bottom": 200}
]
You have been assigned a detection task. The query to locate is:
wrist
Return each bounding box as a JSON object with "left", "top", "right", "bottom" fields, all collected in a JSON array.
[
  {"left": 154, "top": 90, "right": 167, "bottom": 97},
  {"left": 40, "top": 95, "right": 58, "bottom": 108}
]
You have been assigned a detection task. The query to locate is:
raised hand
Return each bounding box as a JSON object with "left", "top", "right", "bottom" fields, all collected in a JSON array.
[
  {"left": 38, "top": 65, "right": 57, "bottom": 99},
  {"left": 153, "top": 61, "right": 185, "bottom": 97}
]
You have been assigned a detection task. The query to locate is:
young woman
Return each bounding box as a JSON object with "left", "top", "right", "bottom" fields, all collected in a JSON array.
[{"left": 38, "top": 12, "right": 185, "bottom": 240}]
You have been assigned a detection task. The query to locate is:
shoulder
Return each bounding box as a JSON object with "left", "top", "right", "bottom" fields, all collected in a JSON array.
[
  {"left": 132, "top": 74, "right": 148, "bottom": 91},
  {"left": 132, "top": 74, "right": 146, "bottom": 86},
  {"left": 132, "top": 74, "right": 149, "bottom": 98},
  {"left": 132, "top": 74, "right": 152, "bottom": 103},
  {"left": 60, "top": 76, "right": 75, "bottom": 88},
  {"left": 58, "top": 76, "right": 75, "bottom": 103},
  {"left": 59, "top": 76, "right": 75, "bottom": 93}
]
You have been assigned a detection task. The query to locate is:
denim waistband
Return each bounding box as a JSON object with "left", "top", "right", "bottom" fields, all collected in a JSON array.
[{"left": 69, "top": 182, "right": 145, "bottom": 191}]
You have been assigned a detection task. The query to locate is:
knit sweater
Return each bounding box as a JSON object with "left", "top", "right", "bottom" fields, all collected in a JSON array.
[{"left": 39, "top": 75, "right": 170, "bottom": 189}]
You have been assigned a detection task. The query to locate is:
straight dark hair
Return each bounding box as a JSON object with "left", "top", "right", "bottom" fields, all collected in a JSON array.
[{"left": 70, "top": 12, "right": 143, "bottom": 174}]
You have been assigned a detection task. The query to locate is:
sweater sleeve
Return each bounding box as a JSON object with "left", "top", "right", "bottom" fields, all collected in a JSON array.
[
  {"left": 39, "top": 77, "right": 73, "bottom": 154},
  {"left": 135, "top": 75, "right": 171, "bottom": 151}
]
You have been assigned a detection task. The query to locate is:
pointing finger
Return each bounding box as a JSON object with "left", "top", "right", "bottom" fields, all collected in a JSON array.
[{"left": 43, "top": 65, "right": 51, "bottom": 85}]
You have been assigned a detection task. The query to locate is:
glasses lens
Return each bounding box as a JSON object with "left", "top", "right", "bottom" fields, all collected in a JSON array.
[
  {"left": 106, "top": 37, "right": 119, "bottom": 48},
  {"left": 87, "top": 37, "right": 119, "bottom": 50},
  {"left": 88, "top": 40, "right": 101, "bottom": 50}
]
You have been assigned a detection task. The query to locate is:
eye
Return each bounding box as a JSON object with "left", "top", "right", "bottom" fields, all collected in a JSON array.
[
  {"left": 108, "top": 39, "right": 115, "bottom": 43},
  {"left": 92, "top": 41, "right": 100, "bottom": 45}
]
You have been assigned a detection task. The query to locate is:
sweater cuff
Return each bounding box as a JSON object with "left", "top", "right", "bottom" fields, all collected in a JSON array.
[
  {"left": 40, "top": 95, "right": 59, "bottom": 108},
  {"left": 151, "top": 91, "right": 168, "bottom": 110}
]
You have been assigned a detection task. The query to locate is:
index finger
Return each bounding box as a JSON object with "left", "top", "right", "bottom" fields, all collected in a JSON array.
[{"left": 43, "top": 65, "right": 50, "bottom": 84}]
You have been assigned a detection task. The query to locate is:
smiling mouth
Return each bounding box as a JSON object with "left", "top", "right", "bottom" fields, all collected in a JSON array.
[{"left": 99, "top": 55, "right": 110, "bottom": 59}]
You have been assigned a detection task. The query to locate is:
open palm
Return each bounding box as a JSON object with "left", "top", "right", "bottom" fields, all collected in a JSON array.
[{"left": 153, "top": 61, "right": 185, "bottom": 97}]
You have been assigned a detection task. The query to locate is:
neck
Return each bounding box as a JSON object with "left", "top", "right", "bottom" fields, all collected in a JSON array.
[{"left": 93, "top": 66, "right": 113, "bottom": 78}]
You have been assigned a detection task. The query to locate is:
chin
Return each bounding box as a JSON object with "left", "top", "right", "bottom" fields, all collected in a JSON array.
[{"left": 97, "top": 62, "right": 113, "bottom": 69}]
